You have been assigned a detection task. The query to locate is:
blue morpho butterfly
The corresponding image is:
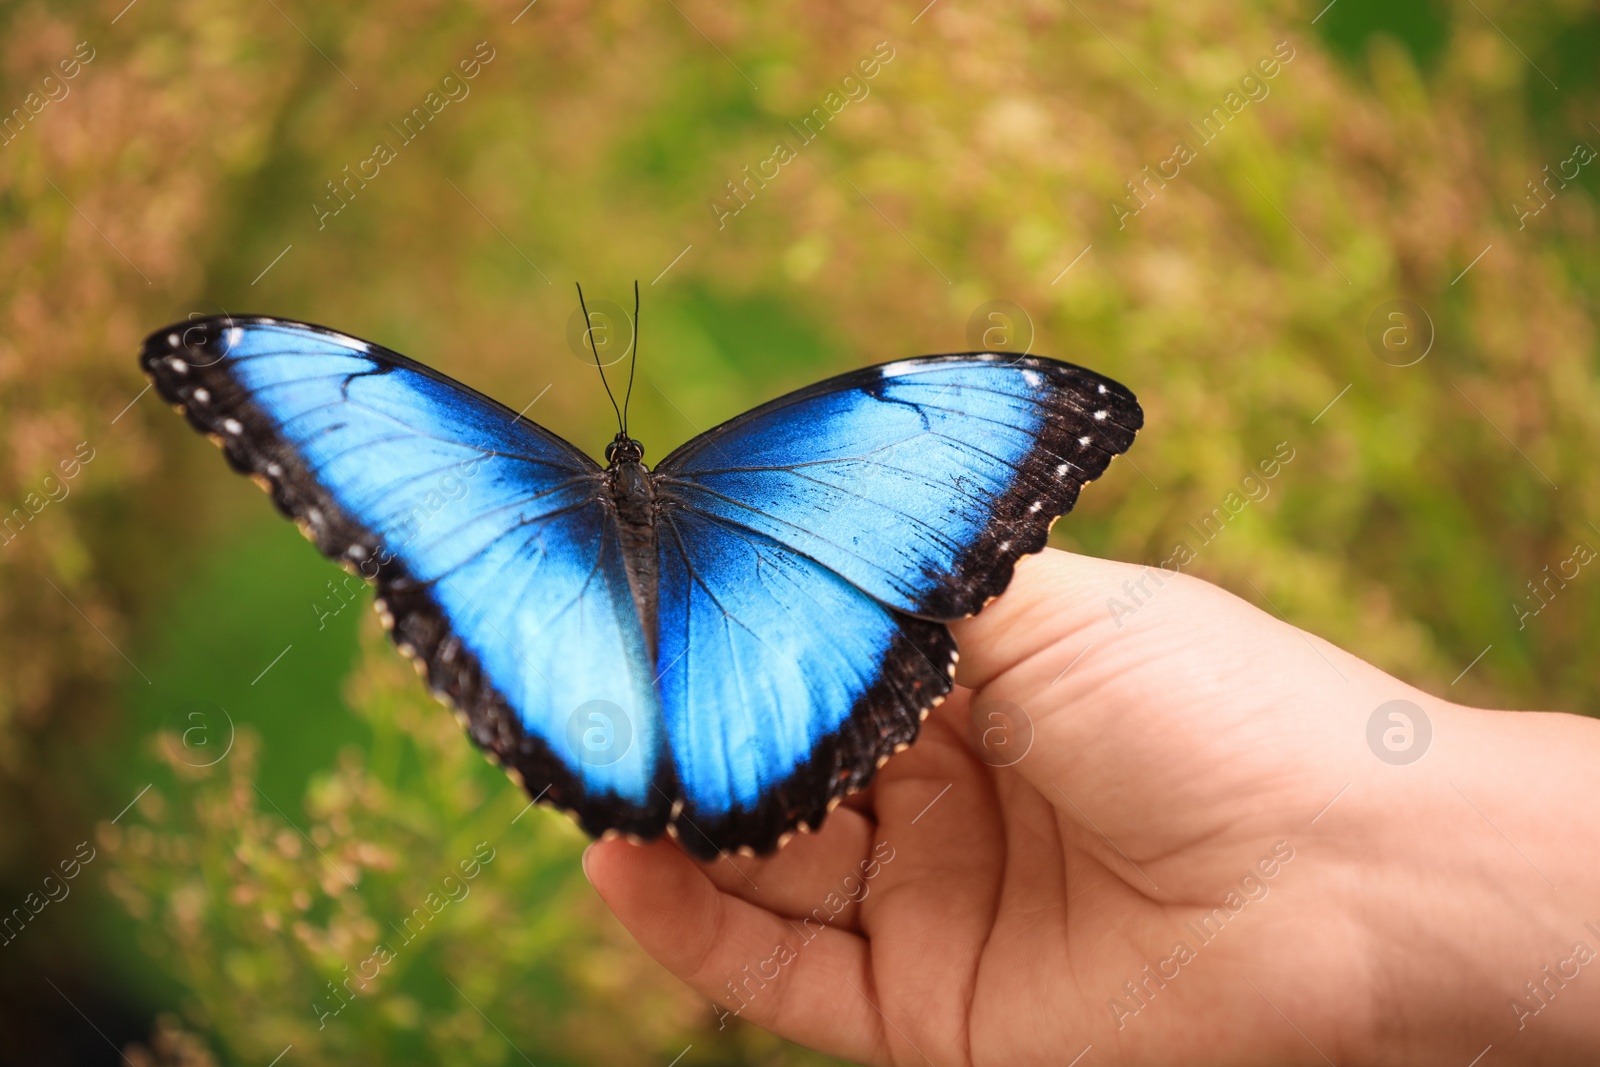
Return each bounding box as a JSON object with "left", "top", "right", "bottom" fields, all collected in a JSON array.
[{"left": 140, "top": 291, "right": 1142, "bottom": 859}]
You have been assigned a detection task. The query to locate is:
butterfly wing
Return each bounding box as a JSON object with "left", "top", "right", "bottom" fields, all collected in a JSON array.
[
  {"left": 140, "top": 317, "right": 672, "bottom": 839},
  {"left": 655, "top": 506, "right": 955, "bottom": 858},
  {"left": 650, "top": 353, "right": 1140, "bottom": 854},
  {"left": 654, "top": 353, "right": 1142, "bottom": 618}
]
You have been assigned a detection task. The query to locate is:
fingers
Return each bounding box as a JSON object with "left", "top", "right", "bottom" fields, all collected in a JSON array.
[
  {"left": 584, "top": 838, "right": 890, "bottom": 1066},
  {"left": 696, "top": 692, "right": 977, "bottom": 933},
  {"left": 853, "top": 693, "right": 1008, "bottom": 1063},
  {"left": 696, "top": 803, "right": 878, "bottom": 932}
]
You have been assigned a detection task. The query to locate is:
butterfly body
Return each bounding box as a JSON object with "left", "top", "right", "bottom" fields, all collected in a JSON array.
[
  {"left": 604, "top": 441, "right": 662, "bottom": 652},
  {"left": 140, "top": 316, "right": 1141, "bottom": 858}
]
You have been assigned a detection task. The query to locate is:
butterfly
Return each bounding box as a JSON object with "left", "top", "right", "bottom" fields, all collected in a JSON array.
[{"left": 139, "top": 302, "right": 1141, "bottom": 858}]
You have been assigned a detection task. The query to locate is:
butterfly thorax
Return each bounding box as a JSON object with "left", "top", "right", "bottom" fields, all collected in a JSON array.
[{"left": 606, "top": 443, "right": 659, "bottom": 659}]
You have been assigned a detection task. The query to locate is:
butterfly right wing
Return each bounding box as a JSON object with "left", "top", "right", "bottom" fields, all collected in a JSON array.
[
  {"left": 141, "top": 317, "right": 673, "bottom": 839},
  {"left": 646, "top": 352, "right": 1141, "bottom": 854},
  {"left": 653, "top": 353, "right": 1141, "bottom": 619}
]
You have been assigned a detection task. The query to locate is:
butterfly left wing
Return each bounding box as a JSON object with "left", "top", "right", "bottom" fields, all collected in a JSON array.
[
  {"left": 650, "top": 353, "right": 1140, "bottom": 855},
  {"left": 140, "top": 317, "right": 674, "bottom": 840}
]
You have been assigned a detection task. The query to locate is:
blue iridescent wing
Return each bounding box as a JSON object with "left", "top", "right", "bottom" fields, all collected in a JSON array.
[
  {"left": 651, "top": 354, "right": 1140, "bottom": 854},
  {"left": 140, "top": 317, "right": 672, "bottom": 839},
  {"left": 655, "top": 506, "right": 955, "bottom": 858},
  {"left": 655, "top": 354, "right": 1142, "bottom": 618}
]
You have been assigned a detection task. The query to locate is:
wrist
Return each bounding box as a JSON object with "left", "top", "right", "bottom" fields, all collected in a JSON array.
[{"left": 1350, "top": 702, "right": 1600, "bottom": 1065}]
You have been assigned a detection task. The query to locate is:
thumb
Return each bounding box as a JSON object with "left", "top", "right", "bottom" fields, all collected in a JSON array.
[
  {"left": 949, "top": 548, "right": 1239, "bottom": 695},
  {"left": 947, "top": 549, "right": 1397, "bottom": 854},
  {"left": 948, "top": 547, "right": 1147, "bottom": 693}
]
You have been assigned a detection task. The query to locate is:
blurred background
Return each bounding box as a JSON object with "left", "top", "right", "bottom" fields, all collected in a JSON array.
[{"left": 1, "top": 0, "right": 1597, "bottom": 1062}]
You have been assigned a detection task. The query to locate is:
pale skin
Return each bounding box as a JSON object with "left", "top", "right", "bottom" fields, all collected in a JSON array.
[{"left": 585, "top": 549, "right": 1600, "bottom": 1066}]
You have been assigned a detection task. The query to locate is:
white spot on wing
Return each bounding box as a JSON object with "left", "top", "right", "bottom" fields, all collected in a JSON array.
[
  {"left": 192, "top": 388, "right": 210, "bottom": 403},
  {"left": 1021, "top": 370, "right": 1042, "bottom": 387},
  {"left": 166, "top": 333, "right": 179, "bottom": 347},
  {"left": 879, "top": 360, "right": 922, "bottom": 379},
  {"left": 226, "top": 327, "right": 244, "bottom": 349},
  {"left": 1097, "top": 384, "right": 1108, "bottom": 394},
  {"left": 1093, "top": 410, "right": 1107, "bottom": 421},
  {"left": 1078, "top": 435, "right": 1091, "bottom": 446},
  {"left": 1055, "top": 463, "right": 1070, "bottom": 476},
  {"left": 222, "top": 418, "right": 243, "bottom": 435}
]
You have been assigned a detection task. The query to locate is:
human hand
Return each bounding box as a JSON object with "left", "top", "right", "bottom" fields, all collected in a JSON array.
[{"left": 584, "top": 549, "right": 1600, "bottom": 1066}]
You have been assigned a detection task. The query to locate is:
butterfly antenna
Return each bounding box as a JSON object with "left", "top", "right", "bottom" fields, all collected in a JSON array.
[
  {"left": 576, "top": 282, "right": 625, "bottom": 435},
  {"left": 621, "top": 279, "right": 639, "bottom": 437}
]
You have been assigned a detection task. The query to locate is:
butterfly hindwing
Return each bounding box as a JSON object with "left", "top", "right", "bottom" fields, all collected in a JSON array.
[
  {"left": 655, "top": 354, "right": 1142, "bottom": 618},
  {"left": 655, "top": 506, "right": 955, "bottom": 859},
  {"left": 140, "top": 317, "right": 674, "bottom": 839}
]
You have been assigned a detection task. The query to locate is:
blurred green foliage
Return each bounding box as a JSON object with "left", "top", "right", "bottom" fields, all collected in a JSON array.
[{"left": 1, "top": 0, "right": 1597, "bottom": 1062}]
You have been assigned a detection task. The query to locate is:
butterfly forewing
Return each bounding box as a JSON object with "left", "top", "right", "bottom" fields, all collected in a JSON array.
[
  {"left": 653, "top": 354, "right": 1142, "bottom": 618},
  {"left": 140, "top": 317, "right": 674, "bottom": 840}
]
